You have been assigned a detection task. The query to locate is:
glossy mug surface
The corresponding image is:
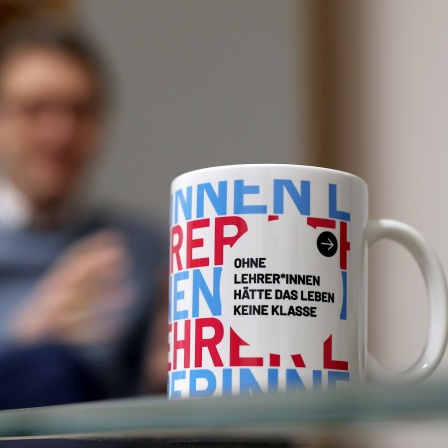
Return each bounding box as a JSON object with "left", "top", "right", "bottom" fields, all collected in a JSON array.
[{"left": 168, "top": 165, "right": 447, "bottom": 398}]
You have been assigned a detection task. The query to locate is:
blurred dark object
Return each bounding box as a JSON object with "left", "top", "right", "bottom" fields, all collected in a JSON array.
[{"left": 0, "top": 0, "right": 74, "bottom": 30}]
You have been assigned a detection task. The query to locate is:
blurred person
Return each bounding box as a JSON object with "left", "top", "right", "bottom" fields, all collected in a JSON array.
[{"left": 0, "top": 21, "right": 168, "bottom": 409}]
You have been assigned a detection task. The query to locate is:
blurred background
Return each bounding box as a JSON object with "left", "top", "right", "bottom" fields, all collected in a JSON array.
[{"left": 1, "top": 0, "right": 447, "bottom": 381}]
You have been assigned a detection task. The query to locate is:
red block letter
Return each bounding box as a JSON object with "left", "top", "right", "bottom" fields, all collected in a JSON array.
[
  {"left": 323, "top": 334, "right": 348, "bottom": 370},
  {"left": 194, "top": 317, "right": 224, "bottom": 367},
  {"left": 214, "top": 216, "right": 248, "bottom": 265},
  {"left": 168, "top": 323, "right": 172, "bottom": 371},
  {"left": 173, "top": 319, "right": 191, "bottom": 369},
  {"left": 170, "top": 224, "right": 183, "bottom": 273},
  {"left": 229, "top": 328, "right": 263, "bottom": 366},
  {"left": 339, "top": 221, "right": 351, "bottom": 270},
  {"left": 186, "top": 218, "right": 210, "bottom": 269}
]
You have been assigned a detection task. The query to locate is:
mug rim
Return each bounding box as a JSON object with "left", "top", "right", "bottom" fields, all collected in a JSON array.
[{"left": 171, "top": 164, "right": 367, "bottom": 188}]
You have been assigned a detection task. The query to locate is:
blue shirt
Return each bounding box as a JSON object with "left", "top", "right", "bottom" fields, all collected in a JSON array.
[{"left": 0, "top": 208, "right": 168, "bottom": 397}]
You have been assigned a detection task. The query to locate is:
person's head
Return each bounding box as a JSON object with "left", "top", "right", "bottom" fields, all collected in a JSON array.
[{"left": 0, "top": 21, "right": 109, "bottom": 211}]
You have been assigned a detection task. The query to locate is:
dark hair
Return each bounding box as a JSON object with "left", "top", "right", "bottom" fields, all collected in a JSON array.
[{"left": 0, "top": 20, "right": 111, "bottom": 109}]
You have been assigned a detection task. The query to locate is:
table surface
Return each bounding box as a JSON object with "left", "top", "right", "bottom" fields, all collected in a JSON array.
[{"left": 0, "top": 382, "right": 447, "bottom": 446}]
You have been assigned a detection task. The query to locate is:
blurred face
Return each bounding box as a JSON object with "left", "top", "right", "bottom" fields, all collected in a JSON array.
[{"left": 0, "top": 47, "right": 103, "bottom": 210}]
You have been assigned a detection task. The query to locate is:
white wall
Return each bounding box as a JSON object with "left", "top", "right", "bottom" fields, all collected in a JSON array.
[
  {"left": 368, "top": 0, "right": 448, "bottom": 380},
  {"left": 325, "top": 0, "right": 448, "bottom": 379},
  {"left": 78, "top": 0, "right": 311, "bottom": 223}
]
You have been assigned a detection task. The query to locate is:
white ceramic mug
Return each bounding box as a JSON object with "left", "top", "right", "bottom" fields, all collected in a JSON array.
[{"left": 168, "top": 164, "right": 448, "bottom": 398}]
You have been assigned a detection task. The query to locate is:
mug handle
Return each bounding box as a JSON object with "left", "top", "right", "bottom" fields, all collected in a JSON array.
[{"left": 366, "top": 219, "right": 448, "bottom": 383}]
